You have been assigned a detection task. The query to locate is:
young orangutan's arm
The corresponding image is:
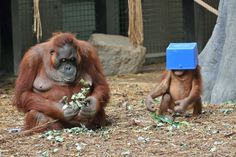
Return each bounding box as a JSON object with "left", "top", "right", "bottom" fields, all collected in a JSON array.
[{"left": 145, "top": 71, "right": 171, "bottom": 111}]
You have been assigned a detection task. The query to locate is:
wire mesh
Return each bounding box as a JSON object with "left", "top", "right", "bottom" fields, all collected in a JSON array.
[
  {"left": 19, "top": 0, "right": 35, "bottom": 55},
  {"left": 62, "top": 0, "right": 96, "bottom": 40},
  {"left": 17, "top": 0, "right": 218, "bottom": 62},
  {"left": 18, "top": 0, "right": 96, "bottom": 54},
  {"left": 119, "top": 0, "right": 128, "bottom": 36},
  {"left": 142, "top": 0, "right": 184, "bottom": 55},
  {"left": 202, "top": 0, "right": 219, "bottom": 43}
]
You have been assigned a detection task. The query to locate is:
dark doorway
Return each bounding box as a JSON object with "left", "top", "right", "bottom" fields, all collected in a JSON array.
[{"left": 0, "top": 0, "right": 13, "bottom": 74}]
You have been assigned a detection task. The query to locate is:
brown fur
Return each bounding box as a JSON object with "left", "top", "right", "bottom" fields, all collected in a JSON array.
[
  {"left": 13, "top": 32, "right": 110, "bottom": 132},
  {"left": 145, "top": 66, "right": 202, "bottom": 116}
]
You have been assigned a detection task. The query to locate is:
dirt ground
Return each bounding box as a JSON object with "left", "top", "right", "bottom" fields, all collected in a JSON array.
[{"left": 0, "top": 66, "right": 235, "bottom": 157}]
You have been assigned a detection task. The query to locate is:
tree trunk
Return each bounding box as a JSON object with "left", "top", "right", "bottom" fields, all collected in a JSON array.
[{"left": 199, "top": 0, "right": 236, "bottom": 104}]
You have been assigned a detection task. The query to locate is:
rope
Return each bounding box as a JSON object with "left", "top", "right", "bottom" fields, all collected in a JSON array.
[
  {"left": 128, "top": 0, "right": 144, "bottom": 47},
  {"left": 194, "top": 0, "right": 219, "bottom": 16},
  {"left": 33, "top": 0, "right": 42, "bottom": 42}
]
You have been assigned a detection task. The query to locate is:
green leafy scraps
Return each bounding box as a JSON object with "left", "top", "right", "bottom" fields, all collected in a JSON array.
[
  {"left": 79, "top": 78, "right": 91, "bottom": 87},
  {"left": 153, "top": 97, "right": 161, "bottom": 104},
  {"left": 223, "top": 101, "right": 236, "bottom": 105},
  {"left": 64, "top": 125, "right": 92, "bottom": 134},
  {"left": 140, "top": 97, "right": 161, "bottom": 106},
  {"left": 62, "top": 79, "right": 91, "bottom": 111},
  {"left": 220, "top": 108, "right": 233, "bottom": 115},
  {"left": 151, "top": 112, "right": 172, "bottom": 124},
  {"left": 151, "top": 112, "right": 190, "bottom": 128},
  {"left": 40, "top": 151, "right": 49, "bottom": 157},
  {"left": 140, "top": 99, "right": 145, "bottom": 106},
  {"left": 55, "top": 136, "right": 64, "bottom": 142},
  {"left": 40, "top": 130, "right": 64, "bottom": 142}
]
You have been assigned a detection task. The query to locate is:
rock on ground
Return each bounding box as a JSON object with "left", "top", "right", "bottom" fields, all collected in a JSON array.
[{"left": 89, "top": 33, "right": 146, "bottom": 76}]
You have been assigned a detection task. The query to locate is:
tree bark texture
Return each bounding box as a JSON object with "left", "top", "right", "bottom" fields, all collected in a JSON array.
[{"left": 199, "top": 0, "right": 236, "bottom": 104}]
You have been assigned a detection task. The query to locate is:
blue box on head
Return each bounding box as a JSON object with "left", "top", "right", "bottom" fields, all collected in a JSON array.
[{"left": 166, "top": 42, "right": 198, "bottom": 70}]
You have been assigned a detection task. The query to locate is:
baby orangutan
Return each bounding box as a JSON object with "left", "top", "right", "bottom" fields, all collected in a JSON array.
[{"left": 145, "top": 65, "right": 202, "bottom": 116}]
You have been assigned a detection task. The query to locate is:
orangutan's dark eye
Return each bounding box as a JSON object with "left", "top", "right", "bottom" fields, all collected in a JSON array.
[
  {"left": 61, "top": 58, "right": 66, "bottom": 63},
  {"left": 50, "top": 49, "right": 55, "bottom": 55}
]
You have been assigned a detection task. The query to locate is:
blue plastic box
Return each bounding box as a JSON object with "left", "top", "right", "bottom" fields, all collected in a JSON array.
[{"left": 166, "top": 42, "right": 198, "bottom": 70}]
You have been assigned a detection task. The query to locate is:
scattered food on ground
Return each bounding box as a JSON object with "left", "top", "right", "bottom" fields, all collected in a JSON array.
[{"left": 0, "top": 69, "right": 235, "bottom": 156}]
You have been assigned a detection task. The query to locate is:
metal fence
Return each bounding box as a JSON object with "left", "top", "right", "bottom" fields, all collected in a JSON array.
[
  {"left": 119, "top": 0, "right": 128, "bottom": 36},
  {"left": 195, "top": 0, "right": 219, "bottom": 51},
  {"left": 17, "top": 0, "right": 219, "bottom": 65},
  {"left": 142, "top": 0, "right": 184, "bottom": 62},
  {"left": 19, "top": 0, "right": 35, "bottom": 55},
  {"left": 19, "top": 0, "right": 96, "bottom": 54},
  {"left": 62, "top": 0, "right": 96, "bottom": 40},
  {"left": 118, "top": 0, "right": 219, "bottom": 63}
]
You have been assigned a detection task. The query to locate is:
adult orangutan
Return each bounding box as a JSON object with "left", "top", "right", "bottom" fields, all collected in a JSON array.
[
  {"left": 145, "top": 66, "right": 202, "bottom": 116},
  {"left": 13, "top": 32, "right": 110, "bottom": 132}
]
